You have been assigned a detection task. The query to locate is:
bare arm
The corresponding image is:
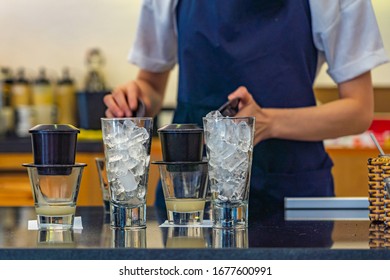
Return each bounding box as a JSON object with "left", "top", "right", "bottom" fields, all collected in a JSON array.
[
  {"left": 229, "top": 71, "right": 374, "bottom": 145},
  {"left": 104, "top": 69, "right": 170, "bottom": 117}
]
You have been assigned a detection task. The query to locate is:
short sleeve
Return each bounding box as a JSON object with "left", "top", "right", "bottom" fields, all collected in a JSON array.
[
  {"left": 128, "top": 0, "right": 178, "bottom": 72},
  {"left": 310, "top": 0, "right": 389, "bottom": 83}
]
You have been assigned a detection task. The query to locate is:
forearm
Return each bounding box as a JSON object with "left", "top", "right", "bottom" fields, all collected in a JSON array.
[
  {"left": 263, "top": 72, "right": 374, "bottom": 142},
  {"left": 134, "top": 79, "right": 165, "bottom": 117},
  {"left": 134, "top": 70, "right": 170, "bottom": 117},
  {"left": 265, "top": 98, "right": 373, "bottom": 142}
]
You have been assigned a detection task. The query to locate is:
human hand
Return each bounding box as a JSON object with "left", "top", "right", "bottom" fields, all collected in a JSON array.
[
  {"left": 228, "top": 86, "right": 272, "bottom": 145},
  {"left": 103, "top": 80, "right": 143, "bottom": 117}
]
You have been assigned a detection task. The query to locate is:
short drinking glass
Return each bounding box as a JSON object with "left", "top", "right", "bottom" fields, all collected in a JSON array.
[
  {"left": 156, "top": 161, "right": 208, "bottom": 225},
  {"left": 25, "top": 164, "right": 86, "bottom": 229}
]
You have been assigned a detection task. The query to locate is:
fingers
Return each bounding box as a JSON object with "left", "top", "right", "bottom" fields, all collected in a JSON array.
[
  {"left": 124, "top": 82, "right": 141, "bottom": 114},
  {"left": 103, "top": 93, "right": 125, "bottom": 117},
  {"left": 103, "top": 81, "right": 141, "bottom": 117},
  {"left": 105, "top": 108, "right": 114, "bottom": 118},
  {"left": 228, "top": 86, "right": 255, "bottom": 109},
  {"left": 111, "top": 84, "right": 133, "bottom": 117}
]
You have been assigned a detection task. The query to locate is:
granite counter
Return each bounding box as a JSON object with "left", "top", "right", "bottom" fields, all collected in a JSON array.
[{"left": 0, "top": 204, "right": 388, "bottom": 260}]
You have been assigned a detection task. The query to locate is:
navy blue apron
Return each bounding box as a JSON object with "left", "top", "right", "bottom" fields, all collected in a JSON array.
[{"left": 155, "top": 0, "right": 334, "bottom": 211}]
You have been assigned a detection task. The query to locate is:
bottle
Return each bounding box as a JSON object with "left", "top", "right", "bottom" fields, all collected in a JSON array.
[
  {"left": 1, "top": 67, "right": 14, "bottom": 108},
  {"left": 12, "top": 68, "right": 36, "bottom": 137},
  {"left": 11, "top": 67, "right": 31, "bottom": 107},
  {"left": 32, "top": 67, "right": 56, "bottom": 124},
  {"left": 84, "top": 48, "right": 106, "bottom": 93},
  {"left": 0, "top": 69, "right": 5, "bottom": 135},
  {"left": 0, "top": 68, "right": 4, "bottom": 109},
  {"left": 78, "top": 48, "right": 108, "bottom": 130},
  {"left": 0, "top": 68, "right": 15, "bottom": 135},
  {"left": 32, "top": 67, "right": 53, "bottom": 106},
  {"left": 56, "top": 67, "right": 76, "bottom": 125}
]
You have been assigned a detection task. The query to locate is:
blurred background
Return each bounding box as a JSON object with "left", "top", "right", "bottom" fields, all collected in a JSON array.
[
  {"left": 0, "top": 0, "right": 390, "bottom": 206},
  {"left": 0, "top": 0, "right": 180, "bottom": 101},
  {"left": 0, "top": 0, "right": 390, "bottom": 139},
  {"left": 0, "top": 1, "right": 389, "bottom": 89},
  {"left": 0, "top": 0, "right": 178, "bottom": 137},
  {"left": 0, "top": 0, "right": 389, "bottom": 136}
]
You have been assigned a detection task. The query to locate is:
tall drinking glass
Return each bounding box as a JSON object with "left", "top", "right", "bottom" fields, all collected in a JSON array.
[
  {"left": 203, "top": 113, "right": 255, "bottom": 228},
  {"left": 101, "top": 117, "right": 153, "bottom": 229}
]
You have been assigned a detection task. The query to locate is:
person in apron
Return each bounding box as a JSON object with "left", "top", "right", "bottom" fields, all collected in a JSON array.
[{"left": 104, "top": 0, "right": 388, "bottom": 214}]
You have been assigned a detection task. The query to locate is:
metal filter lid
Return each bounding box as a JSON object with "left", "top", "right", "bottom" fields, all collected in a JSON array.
[
  {"left": 29, "top": 124, "right": 80, "bottom": 134},
  {"left": 157, "top": 123, "right": 203, "bottom": 133}
]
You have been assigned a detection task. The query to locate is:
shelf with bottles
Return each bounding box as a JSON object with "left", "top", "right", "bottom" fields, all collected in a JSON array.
[{"left": 0, "top": 66, "right": 80, "bottom": 138}]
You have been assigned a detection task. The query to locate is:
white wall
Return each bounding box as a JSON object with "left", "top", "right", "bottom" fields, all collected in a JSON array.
[
  {"left": 0, "top": 0, "right": 137, "bottom": 86},
  {"left": 0, "top": 0, "right": 389, "bottom": 107},
  {"left": 0, "top": 0, "right": 178, "bottom": 106}
]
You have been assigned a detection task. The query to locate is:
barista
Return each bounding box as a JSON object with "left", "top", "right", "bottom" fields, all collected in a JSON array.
[{"left": 104, "top": 0, "right": 389, "bottom": 207}]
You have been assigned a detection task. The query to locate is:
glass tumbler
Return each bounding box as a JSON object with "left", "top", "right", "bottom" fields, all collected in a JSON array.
[
  {"left": 101, "top": 117, "right": 153, "bottom": 229},
  {"left": 25, "top": 164, "right": 86, "bottom": 229},
  {"left": 155, "top": 161, "right": 208, "bottom": 225},
  {"left": 203, "top": 113, "right": 255, "bottom": 228}
]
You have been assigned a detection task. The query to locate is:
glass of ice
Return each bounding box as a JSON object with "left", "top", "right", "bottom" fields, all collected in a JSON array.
[
  {"left": 101, "top": 117, "right": 153, "bottom": 229},
  {"left": 203, "top": 112, "right": 255, "bottom": 228}
]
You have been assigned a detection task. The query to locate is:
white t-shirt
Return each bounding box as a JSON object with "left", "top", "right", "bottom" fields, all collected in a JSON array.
[{"left": 129, "top": 0, "right": 388, "bottom": 84}]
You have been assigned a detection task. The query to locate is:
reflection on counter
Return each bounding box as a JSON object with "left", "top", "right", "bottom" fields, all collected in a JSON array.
[
  {"left": 0, "top": 206, "right": 381, "bottom": 253},
  {"left": 161, "top": 226, "right": 248, "bottom": 249},
  {"left": 212, "top": 228, "right": 248, "bottom": 249},
  {"left": 164, "top": 227, "right": 210, "bottom": 249},
  {"left": 111, "top": 228, "right": 147, "bottom": 248},
  {"left": 37, "top": 229, "right": 75, "bottom": 248},
  {"left": 368, "top": 222, "right": 390, "bottom": 249}
]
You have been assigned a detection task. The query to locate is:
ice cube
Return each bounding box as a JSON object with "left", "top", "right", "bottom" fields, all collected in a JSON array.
[
  {"left": 110, "top": 179, "right": 126, "bottom": 198},
  {"left": 128, "top": 126, "right": 149, "bottom": 145},
  {"left": 237, "top": 121, "right": 252, "bottom": 152},
  {"left": 114, "top": 161, "right": 128, "bottom": 177},
  {"left": 222, "top": 150, "right": 247, "bottom": 172},
  {"left": 106, "top": 149, "right": 122, "bottom": 162},
  {"left": 215, "top": 119, "right": 227, "bottom": 140},
  {"left": 124, "top": 119, "right": 136, "bottom": 130},
  {"left": 205, "top": 110, "right": 223, "bottom": 119},
  {"left": 131, "top": 160, "right": 146, "bottom": 177},
  {"left": 124, "top": 157, "right": 139, "bottom": 170},
  {"left": 118, "top": 172, "right": 138, "bottom": 192},
  {"left": 224, "top": 120, "right": 239, "bottom": 145},
  {"left": 217, "top": 194, "right": 228, "bottom": 202},
  {"left": 128, "top": 143, "right": 146, "bottom": 159},
  {"left": 220, "top": 181, "right": 237, "bottom": 199}
]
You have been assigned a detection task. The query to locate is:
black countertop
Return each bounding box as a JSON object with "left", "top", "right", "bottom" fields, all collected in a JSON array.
[{"left": 0, "top": 204, "right": 389, "bottom": 260}]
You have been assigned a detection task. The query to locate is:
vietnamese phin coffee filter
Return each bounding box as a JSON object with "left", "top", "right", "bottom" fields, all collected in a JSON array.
[{"left": 29, "top": 124, "right": 80, "bottom": 175}]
